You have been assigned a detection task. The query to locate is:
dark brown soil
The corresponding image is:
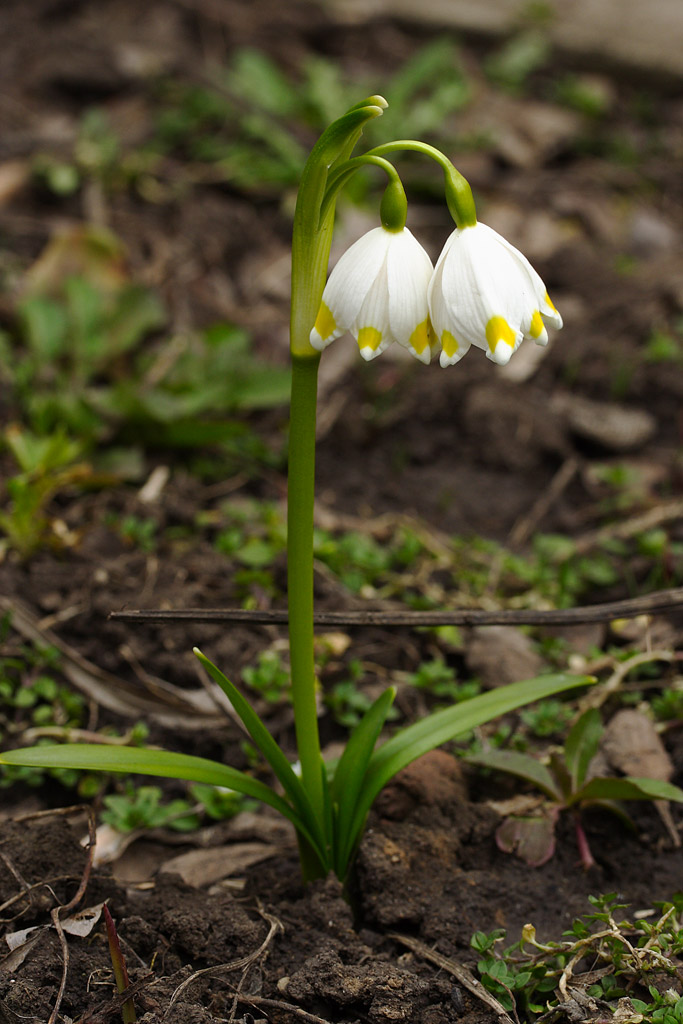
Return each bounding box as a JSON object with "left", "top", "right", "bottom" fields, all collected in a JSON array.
[{"left": 1, "top": 0, "right": 683, "bottom": 1021}]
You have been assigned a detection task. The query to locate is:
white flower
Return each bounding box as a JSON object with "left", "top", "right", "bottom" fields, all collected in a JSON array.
[
  {"left": 428, "top": 222, "right": 563, "bottom": 368},
  {"left": 310, "top": 226, "right": 434, "bottom": 363}
]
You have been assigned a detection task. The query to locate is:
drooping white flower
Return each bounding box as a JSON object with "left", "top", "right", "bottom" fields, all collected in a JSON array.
[
  {"left": 428, "top": 222, "right": 563, "bottom": 368},
  {"left": 310, "top": 226, "right": 435, "bottom": 363}
]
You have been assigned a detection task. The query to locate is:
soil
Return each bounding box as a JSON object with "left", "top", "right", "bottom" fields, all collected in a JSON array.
[{"left": 1, "top": 1, "right": 683, "bottom": 1022}]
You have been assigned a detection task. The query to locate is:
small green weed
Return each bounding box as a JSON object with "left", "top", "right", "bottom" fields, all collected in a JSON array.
[
  {"left": 0, "top": 425, "right": 91, "bottom": 557},
  {"left": 314, "top": 526, "right": 426, "bottom": 595},
  {"left": 473, "top": 893, "right": 683, "bottom": 1021},
  {"left": 324, "top": 660, "right": 374, "bottom": 729},
  {"left": 553, "top": 74, "right": 613, "bottom": 118},
  {"left": 484, "top": 30, "right": 551, "bottom": 93},
  {"left": 101, "top": 781, "right": 251, "bottom": 833},
  {"left": 407, "top": 657, "right": 480, "bottom": 704},
  {"left": 0, "top": 639, "right": 83, "bottom": 732},
  {"left": 0, "top": 635, "right": 147, "bottom": 795},
  {"left": 467, "top": 710, "right": 683, "bottom": 868},
  {"left": 651, "top": 686, "right": 683, "bottom": 722},
  {"left": 6, "top": 230, "right": 290, "bottom": 451},
  {"left": 451, "top": 531, "right": 638, "bottom": 610},
  {"left": 645, "top": 327, "right": 683, "bottom": 364},
  {"left": 242, "top": 650, "right": 290, "bottom": 703},
  {"left": 519, "top": 698, "right": 574, "bottom": 738},
  {"left": 102, "top": 784, "right": 201, "bottom": 833},
  {"left": 118, "top": 514, "right": 158, "bottom": 552},
  {"left": 151, "top": 41, "right": 474, "bottom": 197}
]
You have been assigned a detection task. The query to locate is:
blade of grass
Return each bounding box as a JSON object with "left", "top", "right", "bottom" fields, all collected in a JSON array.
[
  {"left": 194, "top": 648, "right": 328, "bottom": 865},
  {"left": 351, "top": 673, "right": 593, "bottom": 842},
  {"left": 0, "top": 743, "right": 319, "bottom": 847},
  {"left": 331, "top": 686, "right": 395, "bottom": 876}
]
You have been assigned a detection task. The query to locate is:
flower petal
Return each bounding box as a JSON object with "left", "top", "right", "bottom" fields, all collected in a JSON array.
[
  {"left": 353, "top": 261, "right": 392, "bottom": 360},
  {"left": 429, "top": 222, "right": 562, "bottom": 367},
  {"left": 310, "top": 226, "right": 391, "bottom": 350},
  {"left": 428, "top": 234, "right": 471, "bottom": 367},
  {"left": 385, "top": 228, "right": 434, "bottom": 361}
]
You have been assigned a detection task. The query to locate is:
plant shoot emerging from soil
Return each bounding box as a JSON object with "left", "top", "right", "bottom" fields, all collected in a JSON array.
[
  {"left": 468, "top": 709, "right": 683, "bottom": 869},
  {"left": 1, "top": 96, "right": 586, "bottom": 885}
]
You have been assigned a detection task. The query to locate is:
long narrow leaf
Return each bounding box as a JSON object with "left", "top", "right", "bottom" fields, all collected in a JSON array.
[
  {"left": 331, "top": 686, "right": 396, "bottom": 876},
  {"left": 193, "top": 649, "right": 328, "bottom": 865},
  {"left": 351, "top": 673, "right": 592, "bottom": 842},
  {"left": 465, "top": 750, "right": 562, "bottom": 801},
  {"left": 0, "top": 743, "right": 316, "bottom": 840},
  {"left": 577, "top": 775, "right": 683, "bottom": 804},
  {"left": 564, "top": 709, "right": 602, "bottom": 790}
]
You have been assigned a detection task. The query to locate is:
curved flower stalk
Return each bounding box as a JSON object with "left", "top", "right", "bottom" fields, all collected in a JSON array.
[
  {"left": 429, "top": 221, "right": 563, "bottom": 367},
  {"left": 0, "top": 97, "right": 587, "bottom": 887},
  {"left": 310, "top": 225, "right": 435, "bottom": 363}
]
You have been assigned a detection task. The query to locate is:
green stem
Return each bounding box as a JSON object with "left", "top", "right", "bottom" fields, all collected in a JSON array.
[
  {"left": 288, "top": 352, "right": 325, "bottom": 876},
  {"left": 103, "top": 904, "right": 136, "bottom": 1023},
  {"left": 364, "top": 140, "right": 477, "bottom": 228},
  {"left": 286, "top": 99, "right": 388, "bottom": 880},
  {"left": 320, "top": 154, "right": 404, "bottom": 227}
]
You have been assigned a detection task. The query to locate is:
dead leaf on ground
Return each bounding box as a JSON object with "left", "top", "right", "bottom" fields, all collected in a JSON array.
[
  {"left": 552, "top": 393, "right": 657, "bottom": 451},
  {"left": 466, "top": 625, "right": 545, "bottom": 689},
  {"left": 160, "top": 842, "right": 281, "bottom": 887},
  {"left": 602, "top": 709, "right": 672, "bottom": 781},
  {"left": 601, "top": 709, "right": 680, "bottom": 848}
]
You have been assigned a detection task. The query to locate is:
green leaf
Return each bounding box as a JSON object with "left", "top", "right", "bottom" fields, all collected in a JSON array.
[
  {"left": 564, "top": 709, "right": 603, "bottom": 790},
  {"left": 466, "top": 749, "right": 562, "bottom": 801},
  {"left": 65, "top": 276, "right": 104, "bottom": 368},
  {"left": 103, "top": 285, "right": 166, "bottom": 362},
  {"left": 330, "top": 686, "right": 396, "bottom": 877},
  {"left": 230, "top": 367, "right": 291, "bottom": 411},
  {"left": 226, "top": 49, "right": 299, "bottom": 118},
  {"left": 0, "top": 743, "right": 308, "bottom": 833},
  {"left": 548, "top": 750, "right": 573, "bottom": 801},
  {"left": 351, "top": 673, "right": 592, "bottom": 842},
  {"left": 577, "top": 776, "right": 683, "bottom": 803},
  {"left": 193, "top": 648, "right": 328, "bottom": 867},
  {"left": 19, "top": 296, "right": 68, "bottom": 361}
]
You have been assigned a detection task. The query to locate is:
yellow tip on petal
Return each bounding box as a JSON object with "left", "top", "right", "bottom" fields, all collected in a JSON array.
[
  {"left": 314, "top": 302, "right": 337, "bottom": 343},
  {"left": 441, "top": 329, "right": 460, "bottom": 359},
  {"left": 485, "top": 315, "right": 516, "bottom": 354},
  {"left": 357, "top": 326, "right": 383, "bottom": 358},
  {"left": 409, "top": 319, "right": 431, "bottom": 359},
  {"left": 544, "top": 292, "right": 558, "bottom": 313},
  {"left": 529, "top": 310, "right": 544, "bottom": 339}
]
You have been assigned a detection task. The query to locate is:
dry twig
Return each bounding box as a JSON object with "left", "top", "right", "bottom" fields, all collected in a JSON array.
[
  {"left": 165, "top": 909, "right": 283, "bottom": 1015},
  {"left": 230, "top": 994, "right": 335, "bottom": 1023},
  {"left": 110, "top": 585, "right": 683, "bottom": 628},
  {"left": 388, "top": 932, "right": 515, "bottom": 1024}
]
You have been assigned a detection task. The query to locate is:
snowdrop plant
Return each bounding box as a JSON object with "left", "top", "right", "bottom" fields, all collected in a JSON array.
[{"left": 1, "top": 97, "right": 580, "bottom": 884}]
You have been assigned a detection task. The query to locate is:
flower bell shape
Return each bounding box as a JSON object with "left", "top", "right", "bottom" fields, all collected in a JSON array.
[
  {"left": 310, "top": 226, "right": 435, "bottom": 363},
  {"left": 428, "top": 222, "right": 563, "bottom": 368}
]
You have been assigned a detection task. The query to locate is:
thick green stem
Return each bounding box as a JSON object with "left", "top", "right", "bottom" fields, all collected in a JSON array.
[
  {"left": 288, "top": 352, "right": 325, "bottom": 868},
  {"left": 287, "top": 99, "right": 387, "bottom": 880}
]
